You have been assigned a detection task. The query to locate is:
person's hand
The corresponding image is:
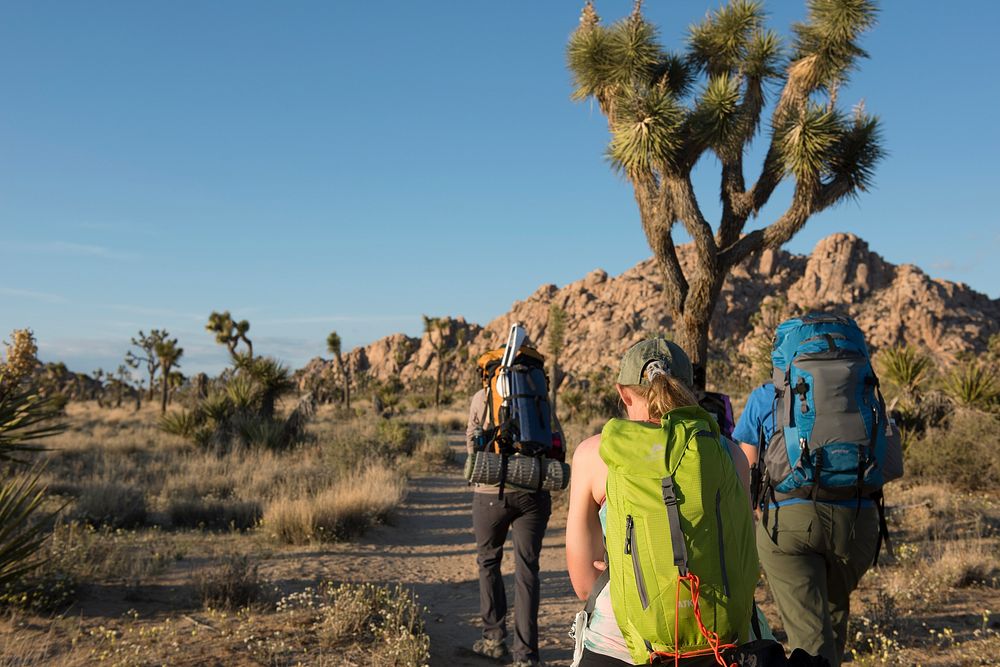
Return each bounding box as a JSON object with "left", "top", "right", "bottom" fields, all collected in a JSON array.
[{"left": 593, "top": 560, "right": 607, "bottom": 571}]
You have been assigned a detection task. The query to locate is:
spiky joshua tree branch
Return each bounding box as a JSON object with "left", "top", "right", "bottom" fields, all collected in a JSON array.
[
  {"left": 206, "top": 311, "right": 253, "bottom": 361},
  {"left": 567, "top": 0, "right": 883, "bottom": 387}
]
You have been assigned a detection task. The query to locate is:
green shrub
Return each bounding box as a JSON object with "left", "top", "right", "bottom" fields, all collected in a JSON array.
[
  {"left": 377, "top": 418, "right": 416, "bottom": 456},
  {"left": 907, "top": 410, "right": 1000, "bottom": 490}
]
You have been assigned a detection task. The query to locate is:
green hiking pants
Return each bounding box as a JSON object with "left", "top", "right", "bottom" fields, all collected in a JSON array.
[{"left": 756, "top": 502, "right": 879, "bottom": 667}]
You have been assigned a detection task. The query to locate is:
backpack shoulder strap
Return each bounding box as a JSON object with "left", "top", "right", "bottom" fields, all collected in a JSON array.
[{"left": 583, "top": 566, "right": 610, "bottom": 616}]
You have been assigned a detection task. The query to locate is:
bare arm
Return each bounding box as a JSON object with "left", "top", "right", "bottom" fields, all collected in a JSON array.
[
  {"left": 739, "top": 442, "right": 759, "bottom": 468},
  {"left": 566, "top": 435, "right": 606, "bottom": 601},
  {"left": 726, "top": 438, "right": 752, "bottom": 507}
]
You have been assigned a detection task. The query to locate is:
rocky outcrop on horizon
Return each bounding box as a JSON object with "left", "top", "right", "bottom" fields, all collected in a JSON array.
[{"left": 297, "top": 233, "right": 1000, "bottom": 394}]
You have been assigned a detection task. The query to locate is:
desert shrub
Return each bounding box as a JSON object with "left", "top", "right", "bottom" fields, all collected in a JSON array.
[
  {"left": 263, "top": 464, "right": 406, "bottom": 544},
  {"left": 75, "top": 481, "right": 147, "bottom": 528},
  {"left": 906, "top": 411, "right": 1000, "bottom": 490},
  {"left": 7, "top": 520, "right": 183, "bottom": 609},
  {"left": 158, "top": 360, "right": 311, "bottom": 454},
  {"left": 313, "top": 582, "right": 428, "bottom": 663},
  {"left": 930, "top": 539, "right": 999, "bottom": 588},
  {"left": 167, "top": 498, "right": 262, "bottom": 531},
  {"left": 0, "top": 568, "right": 76, "bottom": 613},
  {"left": 413, "top": 432, "right": 455, "bottom": 469},
  {"left": 195, "top": 555, "right": 271, "bottom": 610},
  {"left": 850, "top": 592, "right": 903, "bottom": 665},
  {"left": 261, "top": 581, "right": 429, "bottom": 665},
  {"left": 377, "top": 418, "right": 416, "bottom": 455}
]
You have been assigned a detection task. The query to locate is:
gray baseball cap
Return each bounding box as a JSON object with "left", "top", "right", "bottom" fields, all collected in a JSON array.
[{"left": 616, "top": 338, "right": 694, "bottom": 388}]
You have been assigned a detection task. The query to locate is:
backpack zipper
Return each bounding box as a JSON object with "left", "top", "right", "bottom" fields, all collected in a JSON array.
[
  {"left": 715, "top": 490, "right": 731, "bottom": 598},
  {"left": 624, "top": 515, "right": 649, "bottom": 609}
]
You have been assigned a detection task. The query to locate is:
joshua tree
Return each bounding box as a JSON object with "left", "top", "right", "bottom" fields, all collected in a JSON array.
[
  {"left": 567, "top": 0, "right": 883, "bottom": 387},
  {"left": 91, "top": 368, "right": 108, "bottom": 408},
  {"left": 154, "top": 338, "right": 183, "bottom": 414},
  {"left": 326, "top": 332, "right": 351, "bottom": 410},
  {"left": 112, "top": 364, "right": 132, "bottom": 408},
  {"left": 206, "top": 311, "right": 253, "bottom": 360},
  {"left": 125, "top": 329, "right": 168, "bottom": 401},
  {"left": 546, "top": 304, "right": 568, "bottom": 425},
  {"left": 423, "top": 316, "right": 467, "bottom": 408}
]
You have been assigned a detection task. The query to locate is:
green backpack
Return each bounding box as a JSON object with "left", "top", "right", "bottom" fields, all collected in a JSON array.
[{"left": 600, "top": 406, "right": 757, "bottom": 664}]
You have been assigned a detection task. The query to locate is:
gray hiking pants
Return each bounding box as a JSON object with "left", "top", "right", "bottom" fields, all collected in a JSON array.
[
  {"left": 757, "top": 502, "right": 879, "bottom": 667},
  {"left": 473, "top": 489, "right": 551, "bottom": 662}
]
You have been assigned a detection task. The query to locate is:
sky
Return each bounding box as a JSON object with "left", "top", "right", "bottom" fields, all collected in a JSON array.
[{"left": 1, "top": 1, "right": 998, "bottom": 376}]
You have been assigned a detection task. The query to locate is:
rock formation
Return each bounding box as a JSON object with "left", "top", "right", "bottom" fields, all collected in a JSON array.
[{"left": 297, "top": 234, "right": 1000, "bottom": 394}]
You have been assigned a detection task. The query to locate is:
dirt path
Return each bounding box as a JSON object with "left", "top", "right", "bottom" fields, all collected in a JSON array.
[{"left": 275, "top": 433, "right": 579, "bottom": 666}]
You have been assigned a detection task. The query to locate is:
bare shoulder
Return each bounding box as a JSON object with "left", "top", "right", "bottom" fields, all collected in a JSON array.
[{"left": 571, "top": 433, "right": 602, "bottom": 463}]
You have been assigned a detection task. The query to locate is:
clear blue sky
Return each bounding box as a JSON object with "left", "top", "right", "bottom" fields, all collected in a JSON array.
[{"left": 1, "top": 1, "right": 997, "bottom": 375}]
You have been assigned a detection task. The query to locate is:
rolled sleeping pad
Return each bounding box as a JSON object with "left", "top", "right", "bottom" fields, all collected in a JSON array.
[{"left": 468, "top": 451, "right": 570, "bottom": 491}]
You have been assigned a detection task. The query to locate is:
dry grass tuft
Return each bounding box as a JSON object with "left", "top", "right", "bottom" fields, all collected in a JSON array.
[
  {"left": 263, "top": 464, "right": 406, "bottom": 544},
  {"left": 932, "top": 539, "right": 999, "bottom": 588},
  {"left": 74, "top": 482, "right": 147, "bottom": 528},
  {"left": 195, "top": 555, "right": 272, "bottom": 611},
  {"left": 166, "top": 497, "right": 262, "bottom": 530},
  {"left": 412, "top": 432, "right": 455, "bottom": 470}
]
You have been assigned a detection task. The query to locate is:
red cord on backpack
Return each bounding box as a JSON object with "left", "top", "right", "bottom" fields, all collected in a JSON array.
[{"left": 650, "top": 573, "right": 737, "bottom": 667}]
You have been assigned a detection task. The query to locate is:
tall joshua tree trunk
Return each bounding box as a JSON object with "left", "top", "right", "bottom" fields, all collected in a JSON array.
[{"left": 154, "top": 339, "right": 183, "bottom": 415}]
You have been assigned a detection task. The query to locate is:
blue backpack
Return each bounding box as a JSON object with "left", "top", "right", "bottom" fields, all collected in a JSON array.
[{"left": 762, "top": 313, "right": 889, "bottom": 503}]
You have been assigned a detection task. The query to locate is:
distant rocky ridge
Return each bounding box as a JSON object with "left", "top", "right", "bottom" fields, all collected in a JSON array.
[{"left": 297, "top": 233, "right": 1000, "bottom": 394}]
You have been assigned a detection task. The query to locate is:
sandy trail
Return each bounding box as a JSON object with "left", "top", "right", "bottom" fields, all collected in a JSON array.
[{"left": 266, "top": 433, "right": 579, "bottom": 666}]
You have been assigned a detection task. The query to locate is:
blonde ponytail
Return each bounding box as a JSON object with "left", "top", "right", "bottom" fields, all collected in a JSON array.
[{"left": 633, "top": 373, "right": 698, "bottom": 421}]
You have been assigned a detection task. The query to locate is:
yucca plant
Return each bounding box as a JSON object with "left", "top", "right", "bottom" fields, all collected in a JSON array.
[
  {"left": 567, "top": 0, "right": 883, "bottom": 387},
  {"left": 225, "top": 374, "right": 260, "bottom": 412},
  {"left": 237, "top": 356, "right": 294, "bottom": 419},
  {"left": 0, "top": 389, "right": 64, "bottom": 464},
  {"left": 0, "top": 469, "right": 50, "bottom": 588},
  {"left": 0, "top": 330, "right": 63, "bottom": 588},
  {"left": 158, "top": 409, "right": 204, "bottom": 439},
  {"left": 878, "top": 345, "right": 933, "bottom": 403},
  {"left": 943, "top": 363, "right": 999, "bottom": 411}
]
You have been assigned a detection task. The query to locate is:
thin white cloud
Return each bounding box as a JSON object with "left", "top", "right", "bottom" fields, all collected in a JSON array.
[
  {"left": 0, "top": 286, "right": 67, "bottom": 303},
  {"left": 3, "top": 241, "right": 138, "bottom": 262},
  {"left": 101, "top": 304, "right": 205, "bottom": 321},
  {"left": 76, "top": 222, "right": 158, "bottom": 237},
  {"left": 257, "top": 315, "right": 418, "bottom": 326}
]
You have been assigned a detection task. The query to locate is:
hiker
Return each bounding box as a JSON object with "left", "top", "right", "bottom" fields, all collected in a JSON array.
[
  {"left": 746, "top": 313, "right": 895, "bottom": 667},
  {"left": 565, "top": 338, "right": 760, "bottom": 667},
  {"left": 465, "top": 331, "right": 563, "bottom": 667},
  {"left": 732, "top": 380, "right": 774, "bottom": 470}
]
